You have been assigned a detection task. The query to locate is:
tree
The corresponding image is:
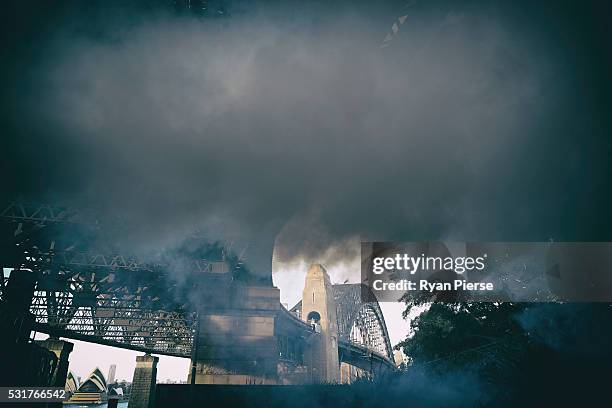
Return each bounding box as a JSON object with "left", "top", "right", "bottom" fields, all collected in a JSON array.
[{"left": 397, "top": 302, "right": 531, "bottom": 389}]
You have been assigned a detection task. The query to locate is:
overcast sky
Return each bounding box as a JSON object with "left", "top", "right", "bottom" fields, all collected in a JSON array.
[{"left": 4, "top": 0, "right": 611, "bottom": 272}]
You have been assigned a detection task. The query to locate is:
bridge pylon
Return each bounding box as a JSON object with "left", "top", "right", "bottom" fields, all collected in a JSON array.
[
  {"left": 301, "top": 264, "right": 340, "bottom": 383},
  {"left": 128, "top": 353, "right": 159, "bottom": 408},
  {"left": 188, "top": 280, "right": 282, "bottom": 384}
]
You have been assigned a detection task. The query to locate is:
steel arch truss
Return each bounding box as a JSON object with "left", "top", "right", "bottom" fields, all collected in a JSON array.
[{"left": 333, "top": 284, "right": 393, "bottom": 361}]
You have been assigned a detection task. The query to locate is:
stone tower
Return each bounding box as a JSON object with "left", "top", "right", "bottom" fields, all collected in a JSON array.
[{"left": 301, "top": 264, "right": 340, "bottom": 383}]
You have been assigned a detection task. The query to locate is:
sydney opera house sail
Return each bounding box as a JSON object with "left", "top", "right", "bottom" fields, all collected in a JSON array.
[
  {"left": 79, "top": 367, "right": 107, "bottom": 392},
  {"left": 65, "top": 371, "right": 80, "bottom": 394},
  {"left": 65, "top": 367, "right": 108, "bottom": 405}
]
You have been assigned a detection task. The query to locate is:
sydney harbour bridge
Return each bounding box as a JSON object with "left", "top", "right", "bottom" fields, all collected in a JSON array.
[{"left": 0, "top": 201, "right": 395, "bottom": 405}]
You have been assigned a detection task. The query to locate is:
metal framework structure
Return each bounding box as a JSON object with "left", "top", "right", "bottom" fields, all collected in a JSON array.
[
  {"left": 28, "top": 266, "right": 196, "bottom": 357},
  {"left": 333, "top": 284, "right": 394, "bottom": 361},
  {"left": 0, "top": 202, "right": 197, "bottom": 357}
]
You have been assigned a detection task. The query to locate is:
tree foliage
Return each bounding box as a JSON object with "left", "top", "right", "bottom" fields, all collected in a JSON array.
[{"left": 398, "top": 302, "right": 532, "bottom": 388}]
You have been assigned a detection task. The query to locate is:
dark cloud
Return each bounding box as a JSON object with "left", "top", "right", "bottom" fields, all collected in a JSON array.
[{"left": 2, "top": 0, "right": 611, "bottom": 275}]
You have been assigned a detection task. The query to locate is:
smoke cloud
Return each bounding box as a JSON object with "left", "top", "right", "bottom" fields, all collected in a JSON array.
[{"left": 2, "top": 0, "right": 611, "bottom": 275}]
